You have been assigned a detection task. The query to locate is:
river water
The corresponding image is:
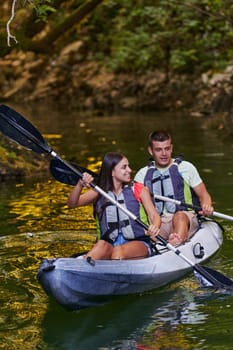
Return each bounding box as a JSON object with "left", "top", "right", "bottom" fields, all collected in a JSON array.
[{"left": 0, "top": 102, "right": 233, "bottom": 350}]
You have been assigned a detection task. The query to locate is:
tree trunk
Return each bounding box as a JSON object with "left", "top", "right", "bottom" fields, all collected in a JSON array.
[{"left": 28, "top": 0, "right": 104, "bottom": 53}]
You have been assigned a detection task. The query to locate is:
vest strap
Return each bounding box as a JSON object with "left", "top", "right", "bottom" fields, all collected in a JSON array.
[
  {"left": 102, "top": 219, "right": 130, "bottom": 241},
  {"left": 151, "top": 173, "right": 170, "bottom": 184}
]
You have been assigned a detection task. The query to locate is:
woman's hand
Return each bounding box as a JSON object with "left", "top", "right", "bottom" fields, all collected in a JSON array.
[
  {"left": 146, "top": 224, "right": 160, "bottom": 242},
  {"left": 79, "top": 172, "right": 94, "bottom": 188}
]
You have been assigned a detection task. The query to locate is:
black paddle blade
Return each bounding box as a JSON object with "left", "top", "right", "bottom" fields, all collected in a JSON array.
[
  {"left": 50, "top": 158, "right": 98, "bottom": 185},
  {"left": 0, "top": 104, "right": 51, "bottom": 154},
  {"left": 194, "top": 264, "right": 233, "bottom": 290}
]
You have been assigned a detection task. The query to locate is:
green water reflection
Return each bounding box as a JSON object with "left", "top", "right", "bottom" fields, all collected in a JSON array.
[{"left": 0, "top": 104, "right": 233, "bottom": 349}]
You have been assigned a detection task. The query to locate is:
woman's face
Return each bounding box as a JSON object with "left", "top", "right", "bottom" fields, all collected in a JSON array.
[{"left": 112, "top": 157, "right": 132, "bottom": 183}]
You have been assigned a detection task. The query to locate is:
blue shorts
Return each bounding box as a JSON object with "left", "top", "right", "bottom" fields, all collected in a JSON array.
[
  {"left": 113, "top": 232, "right": 156, "bottom": 256},
  {"left": 113, "top": 232, "right": 128, "bottom": 246}
]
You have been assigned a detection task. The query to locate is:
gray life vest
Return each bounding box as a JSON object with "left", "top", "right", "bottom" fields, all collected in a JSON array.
[
  {"left": 144, "top": 157, "right": 200, "bottom": 215},
  {"left": 95, "top": 185, "right": 148, "bottom": 244}
]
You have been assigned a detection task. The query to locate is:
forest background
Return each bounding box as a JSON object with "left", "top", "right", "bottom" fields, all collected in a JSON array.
[{"left": 0, "top": 0, "right": 233, "bottom": 177}]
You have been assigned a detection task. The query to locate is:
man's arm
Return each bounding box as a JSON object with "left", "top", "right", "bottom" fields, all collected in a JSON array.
[{"left": 193, "top": 182, "right": 213, "bottom": 216}]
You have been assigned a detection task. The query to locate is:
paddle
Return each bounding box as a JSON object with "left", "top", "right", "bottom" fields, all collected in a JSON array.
[
  {"left": 0, "top": 104, "right": 233, "bottom": 290},
  {"left": 50, "top": 158, "right": 233, "bottom": 223},
  {"left": 50, "top": 158, "right": 98, "bottom": 186},
  {"left": 153, "top": 194, "right": 233, "bottom": 222}
]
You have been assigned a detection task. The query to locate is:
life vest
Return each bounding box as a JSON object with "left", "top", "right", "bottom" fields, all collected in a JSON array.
[
  {"left": 95, "top": 185, "right": 149, "bottom": 244},
  {"left": 144, "top": 157, "right": 200, "bottom": 215}
]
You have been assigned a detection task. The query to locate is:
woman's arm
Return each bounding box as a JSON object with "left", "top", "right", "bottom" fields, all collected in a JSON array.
[
  {"left": 67, "top": 172, "right": 98, "bottom": 207},
  {"left": 139, "top": 186, "right": 161, "bottom": 238}
]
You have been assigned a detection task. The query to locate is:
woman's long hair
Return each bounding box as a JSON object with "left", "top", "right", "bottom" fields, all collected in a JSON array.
[{"left": 97, "top": 152, "right": 125, "bottom": 192}]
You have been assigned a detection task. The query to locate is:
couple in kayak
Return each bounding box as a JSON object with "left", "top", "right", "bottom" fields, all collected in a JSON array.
[{"left": 67, "top": 130, "right": 213, "bottom": 260}]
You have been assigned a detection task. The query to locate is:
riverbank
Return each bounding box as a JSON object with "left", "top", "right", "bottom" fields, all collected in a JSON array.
[
  {"left": 1, "top": 46, "right": 233, "bottom": 118},
  {"left": 0, "top": 44, "right": 233, "bottom": 178}
]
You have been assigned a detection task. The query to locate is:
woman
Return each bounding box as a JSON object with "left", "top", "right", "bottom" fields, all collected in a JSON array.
[{"left": 67, "top": 152, "right": 161, "bottom": 260}]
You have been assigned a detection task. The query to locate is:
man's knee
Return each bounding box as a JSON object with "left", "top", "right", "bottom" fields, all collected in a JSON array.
[{"left": 173, "top": 211, "right": 189, "bottom": 223}]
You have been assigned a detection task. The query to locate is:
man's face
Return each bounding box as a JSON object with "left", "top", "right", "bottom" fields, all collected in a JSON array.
[{"left": 148, "top": 139, "right": 173, "bottom": 167}]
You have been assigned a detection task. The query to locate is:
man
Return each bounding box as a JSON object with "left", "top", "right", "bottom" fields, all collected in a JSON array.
[{"left": 134, "top": 130, "right": 213, "bottom": 246}]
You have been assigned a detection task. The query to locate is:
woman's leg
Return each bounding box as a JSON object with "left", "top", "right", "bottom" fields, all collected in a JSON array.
[
  {"left": 111, "top": 241, "right": 148, "bottom": 260},
  {"left": 86, "top": 240, "right": 113, "bottom": 260}
]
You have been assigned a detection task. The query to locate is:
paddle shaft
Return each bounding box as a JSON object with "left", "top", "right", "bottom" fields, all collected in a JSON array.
[
  {"left": 154, "top": 194, "right": 233, "bottom": 222},
  {"left": 48, "top": 156, "right": 233, "bottom": 223}
]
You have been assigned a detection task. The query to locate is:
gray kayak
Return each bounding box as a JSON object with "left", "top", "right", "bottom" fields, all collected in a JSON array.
[{"left": 37, "top": 219, "right": 223, "bottom": 310}]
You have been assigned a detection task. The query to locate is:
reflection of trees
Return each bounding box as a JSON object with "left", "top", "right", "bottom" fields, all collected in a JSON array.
[
  {"left": 137, "top": 326, "right": 194, "bottom": 350},
  {"left": 9, "top": 179, "right": 96, "bottom": 233},
  {"left": 136, "top": 288, "right": 207, "bottom": 350},
  {"left": 0, "top": 228, "right": 96, "bottom": 348}
]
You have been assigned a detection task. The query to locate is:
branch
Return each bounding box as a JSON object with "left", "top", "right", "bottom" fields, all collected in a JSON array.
[
  {"left": 6, "top": 0, "right": 19, "bottom": 46},
  {"left": 30, "top": 0, "right": 104, "bottom": 53}
]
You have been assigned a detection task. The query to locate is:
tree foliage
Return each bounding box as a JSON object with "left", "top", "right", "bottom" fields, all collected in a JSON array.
[
  {"left": 2, "top": 0, "right": 233, "bottom": 75},
  {"left": 85, "top": 0, "right": 233, "bottom": 74}
]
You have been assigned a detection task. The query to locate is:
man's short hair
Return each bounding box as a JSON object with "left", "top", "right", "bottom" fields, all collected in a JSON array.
[{"left": 148, "top": 130, "right": 172, "bottom": 146}]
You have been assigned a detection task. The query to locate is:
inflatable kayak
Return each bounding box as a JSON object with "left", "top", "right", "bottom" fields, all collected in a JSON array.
[
  {"left": 0, "top": 105, "right": 231, "bottom": 309},
  {"left": 37, "top": 219, "right": 224, "bottom": 310}
]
